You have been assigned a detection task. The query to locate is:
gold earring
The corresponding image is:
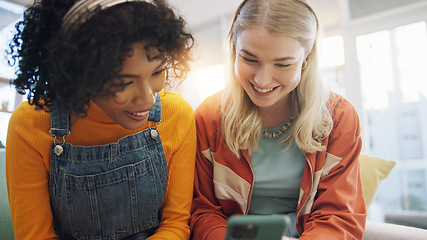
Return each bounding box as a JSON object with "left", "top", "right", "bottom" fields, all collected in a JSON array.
[{"left": 302, "top": 60, "right": 307, "bottom": 70}]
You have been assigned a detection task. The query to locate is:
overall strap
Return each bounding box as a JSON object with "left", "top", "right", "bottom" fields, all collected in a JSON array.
[
  {"left": 49, "top": 108, "right": 71, "bottom": 138},
  {"left": 147, "top": 93, "right": 161, "bottom": 123}
]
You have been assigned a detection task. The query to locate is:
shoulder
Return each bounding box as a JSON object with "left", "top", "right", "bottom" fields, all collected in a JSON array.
[
  {"left": 157, "top": 91, "right": 196, "bottom": 155},
  {"left": 159, "top": 90, "right": 194, "bottom": 119},
  {"left": 9, "top": 101, "right": 50, "bottom": 131},
  {"left": 194, "top": 92, "right": 222, "bottom": 123},
  {"left": 159, "top": 90, "right": 192, "bottom": 110},
  {"left": 193, "top": 92, "right": 223, "bottom": 149},
  {"left": 158, "top": 90, "right": 195, "bottom": 132},
  {"left": 328, "top": 92, "right": 359, "bottom": 122},
  {"left": 7, "top": 101, "right": 52, "bottom": 154},
  {"left": 326, "top": 92, "right": 361, "bottom": 149},
  {"left": 11, "top": 101, "right": 36, "bottom": 118}
]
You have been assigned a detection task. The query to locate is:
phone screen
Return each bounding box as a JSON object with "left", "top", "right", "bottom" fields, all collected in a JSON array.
[{"left": 225, "top": 214, "right": 290, "bottom": 240}]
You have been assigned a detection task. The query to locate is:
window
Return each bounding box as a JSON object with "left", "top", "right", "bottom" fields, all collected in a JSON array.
[
  {"left": 320, "top": 35, "right": 346, "bottom": 96},
  {"left": 357, "top": 21, "right": 427, "bottom": 213},
  {"left": 0, "top": 0, "right": 25, "bottom": 146}
]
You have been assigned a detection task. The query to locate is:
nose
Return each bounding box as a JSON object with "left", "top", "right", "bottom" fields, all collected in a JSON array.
[
  {"left": 254, "top": 65, "right": 272, "bottom": 87},
  {"left": 132, "top": 81, "right": 155, "bottom": 106}
]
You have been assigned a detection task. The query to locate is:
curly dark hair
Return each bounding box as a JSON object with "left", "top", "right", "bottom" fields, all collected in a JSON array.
[{"left": 8, "top": 0, "right": 193, "bottom": 115}]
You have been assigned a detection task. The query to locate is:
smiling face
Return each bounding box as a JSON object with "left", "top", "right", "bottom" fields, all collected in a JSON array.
[
  {"left": 92, "top": 42, "right": 166, "bottom": 130},
  {"left": 234, "top": 27, "right": 306, "bottom": 113}
]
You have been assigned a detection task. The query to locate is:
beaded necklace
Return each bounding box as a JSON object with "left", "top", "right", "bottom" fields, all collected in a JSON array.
[{"left": 261, "top": 115, "right": 294, "bottom": 138}]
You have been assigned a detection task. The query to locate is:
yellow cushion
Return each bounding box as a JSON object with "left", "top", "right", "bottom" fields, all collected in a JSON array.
[{"left": 359, "top": 153, "right": 396, "bottom": 207}]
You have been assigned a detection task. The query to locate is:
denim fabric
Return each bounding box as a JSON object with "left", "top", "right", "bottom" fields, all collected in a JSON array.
[{"left": 49, "top": 95, "right": 168, "bottom": 240}]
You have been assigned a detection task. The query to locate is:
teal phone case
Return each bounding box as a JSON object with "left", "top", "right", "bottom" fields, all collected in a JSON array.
[{"left": 225, "top": 214, "right": 291, "bottom": 240}]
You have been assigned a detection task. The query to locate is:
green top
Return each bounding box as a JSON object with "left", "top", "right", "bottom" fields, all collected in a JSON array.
[{"left": 249, "top": 117, "right": 306, "bottom": 214}]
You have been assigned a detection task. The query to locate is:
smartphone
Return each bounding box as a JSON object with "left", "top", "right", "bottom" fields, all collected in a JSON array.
[{"left": 225, "top": 214, "right": 291, "bottom": 240}]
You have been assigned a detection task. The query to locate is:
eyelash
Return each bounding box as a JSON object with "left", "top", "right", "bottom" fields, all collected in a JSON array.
[
  {"left": 275, "top": 63, "right": 290, "bottom": 68},
  {"left": 123, "top": 81, "right": 133, "bottom": 86},
  {"left": 153, "top": 68, "right": 166, "bottom": 76},
  {"left": 242, "top": 56, "right": 258, "bottom": 63}
]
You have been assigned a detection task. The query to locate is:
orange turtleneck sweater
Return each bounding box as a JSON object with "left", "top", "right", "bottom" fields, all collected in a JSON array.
[{"left": 6, "top": 90, "right": 196, "bottom": 240}]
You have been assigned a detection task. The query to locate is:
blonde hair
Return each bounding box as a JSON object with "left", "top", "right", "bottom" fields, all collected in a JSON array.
[{"left": 221, "top": 0, "right": 333, "bottom": 157}]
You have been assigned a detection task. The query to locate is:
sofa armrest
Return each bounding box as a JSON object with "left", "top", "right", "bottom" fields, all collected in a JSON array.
[
  {"left": 363, "top": 220, "right": 427, "bottom": 240},
  {"left": 385, "top": 211, "right": 427, "bottom": 229}
]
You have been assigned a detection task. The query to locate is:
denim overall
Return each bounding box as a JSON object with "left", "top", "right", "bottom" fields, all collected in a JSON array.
[{"left": 49, "top": 95, "right": 168, "bottom": 240}]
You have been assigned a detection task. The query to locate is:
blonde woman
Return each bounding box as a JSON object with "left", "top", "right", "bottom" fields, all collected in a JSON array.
[{"left": 190, "top": 0, "right": 367, "bottom": 239}]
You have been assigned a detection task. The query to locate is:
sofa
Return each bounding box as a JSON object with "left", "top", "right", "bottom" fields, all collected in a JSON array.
[
  {"left": 359, "top": 154, "right": 427, "bottom": 239},
  {"left": 363, "top": 220, "right": 427, "bottom": 240},
  {"left": 0, "top": 149, "right": 14, "bottom": 240},
  {"left": 1, "top": 150, "right": 427, "bottom": 239}
]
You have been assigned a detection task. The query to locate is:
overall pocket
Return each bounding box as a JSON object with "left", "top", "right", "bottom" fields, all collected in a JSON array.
[{"left": 64, "top": 158, "right": 161, "bottom": 240}]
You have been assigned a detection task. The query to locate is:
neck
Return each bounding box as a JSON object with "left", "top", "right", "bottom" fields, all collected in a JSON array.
[{"left": 259, "top": 98, "right": 292, "bottom": 129}]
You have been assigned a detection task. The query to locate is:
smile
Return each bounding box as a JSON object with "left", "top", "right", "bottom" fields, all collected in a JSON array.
[
  {"left": 253, "top": 84, "right": 276, "bottom": 93},
  {"left": 125, "top": 110, "right": 150, "bottom": 121},
  {"left": 127, "top": 110, "right": 149, "bottom": 116}
]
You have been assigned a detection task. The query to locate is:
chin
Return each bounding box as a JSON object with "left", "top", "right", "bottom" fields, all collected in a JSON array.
[{"left": 250, "top": 101, "right": 274, "bottom": 109}]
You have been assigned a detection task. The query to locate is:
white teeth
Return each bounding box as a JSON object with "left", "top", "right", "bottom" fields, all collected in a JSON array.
[
  {"left": 129, "top": 111, "right": 149, "bottom": 116},
  {"left": 253, "top": 84, "right": 275, "bottom": 93}
]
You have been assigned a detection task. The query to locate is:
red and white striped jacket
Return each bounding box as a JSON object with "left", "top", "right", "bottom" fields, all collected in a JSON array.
[{"left": 190, "top": 92, "right": 367, "bottom": 240}]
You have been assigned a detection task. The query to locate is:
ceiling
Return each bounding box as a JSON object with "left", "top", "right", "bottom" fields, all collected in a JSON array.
[
  {"left": 0, "top": 6, "right": 20, "bottom": 29},
  {"left": 4, "top": 0, "right": 28, "bottom": 6},
  {"left": 3, "top": 0, "right": 342, "bottom": 35},
  {"left": 4, "top": 0, "right": 425, "bottom": 37}
]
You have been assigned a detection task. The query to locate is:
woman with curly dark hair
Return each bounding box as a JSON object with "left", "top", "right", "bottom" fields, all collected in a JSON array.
[{"left": 6, "top": 0, "right": 195, "bottom": 239}]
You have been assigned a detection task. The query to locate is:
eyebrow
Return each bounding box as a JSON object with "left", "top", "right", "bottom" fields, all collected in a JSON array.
[{"left": 240, "top": 49, "right": 295, "bottom": 61}]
